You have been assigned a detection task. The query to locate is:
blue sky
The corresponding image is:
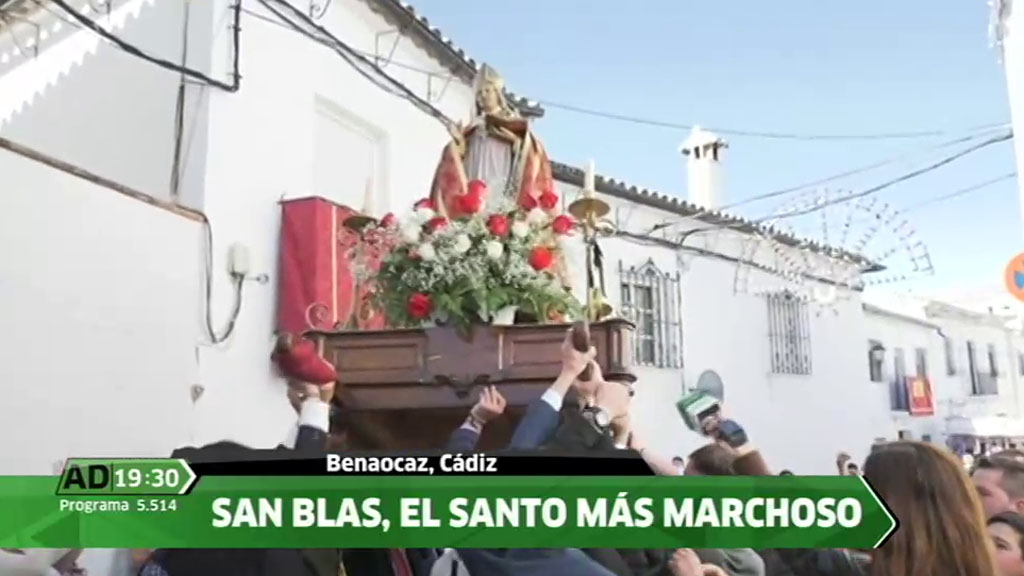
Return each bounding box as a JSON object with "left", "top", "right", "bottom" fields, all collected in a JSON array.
[{"left": 409, "top": 0, "right": 1019, "bottom": 296}]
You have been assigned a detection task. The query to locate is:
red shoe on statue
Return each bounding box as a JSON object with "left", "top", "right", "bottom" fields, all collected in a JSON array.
[{"left": 272, "top": 333, "right": 337, "bottom": 385}]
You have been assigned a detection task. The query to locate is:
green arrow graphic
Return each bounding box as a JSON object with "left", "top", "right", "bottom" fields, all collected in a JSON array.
[{"left": 857, "top": 475, "right": 899, "bottom": 547}]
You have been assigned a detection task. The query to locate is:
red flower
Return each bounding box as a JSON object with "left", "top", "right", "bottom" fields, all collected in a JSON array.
[
  {"left": 487, "top": 214, "right": 510, "bottom": 237},
  {"left": 457, "top": 192, "right": 484, "bottom": 215},
  {"left": 521, "top": 194, "right": 538, "bottom": 210},
  {"left": 379, "top": 213, "right": 397, "bottom": 228},
  {"left": 407, "top": 293, "right": 433, "bottom": 319},
  {"left": 425, "top": 217, "right": 448, "bottom": 233},
  {"left": 539, "top": 191, "right": 559, "bottom": 210},
  {"left": 414, "top": 198, "right": 435, "bottom": 211},
  {"left": 552, "top": 215, "right": 574, "bottom": 235},
  {"left": 467, "top": 179, "right": 488, "bottom": 198},
  {"left": 529, "top": 246, "right": 554, "bottom": 271}
]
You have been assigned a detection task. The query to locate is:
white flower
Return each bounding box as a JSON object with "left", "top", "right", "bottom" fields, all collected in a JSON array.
[
  {"left": 526, "top": 207, "right": 548, "bottom": 226},
  {"left": 418, "top": 242, "right": 437, "bottom": 261},
  {"left": 413, "top": 207, "right": 435, "bottom": 222},
  {"left": 400, "top": 224, "right": 421, "bottom": 244},
  {"left": 485, "top": 240, "right": 504, "bottom": 260},
  {"left": 511, "top": 221, "right": 530, "bottom": 238},
  {"left": 452, "top": 234, "right": 472, "bottom": 255}
]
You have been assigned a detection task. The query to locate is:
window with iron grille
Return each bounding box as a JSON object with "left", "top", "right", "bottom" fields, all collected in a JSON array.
[
  {"left": 968, "top": 341, "right": 998, "bottom": 395},
  {"left": 891, "top": 347, "right": 909, "bottom": 411},
  {"left": 618, "top": 259, "right": 684, "bottom": 368},
  {"left": 915, "top": 348, "right": 928, "bottom": 379},
  {"left": 766, "top": 291, "right": 812, "bottom": 375},
  {"left": 944, "top": 336, "right": 957, "bottom": 375},
  {"left": 867, "top": 340, "right": 884, "bottom": 382},
  {"left": 988, "top": 343, "right": 1000, "bottom": 377}
]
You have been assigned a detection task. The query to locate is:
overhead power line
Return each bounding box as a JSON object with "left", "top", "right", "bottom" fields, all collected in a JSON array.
[
  {"left": 540, "top": 100, "right": 1008, "bottom": 142},
  {"left": 253, "top": 0, "right": 454, "bottom": 131},
  {"left": 763, "top": 131, "right": 1013, "bottom": 222},
  {"left": 236, "top": 6, "right": 1007, "bottom": 145},
  {"left": 646, "top": 130, "right": 1014, "bottom": 239},
  {"left": 46, "top": 0, "right": 241, "bottom": 92},
  {"left": 898, "top": 171, "right": 1017, "bottom": 213},
  {"left": 719, "top": 125, "right": 1012, "bottom": 210}
]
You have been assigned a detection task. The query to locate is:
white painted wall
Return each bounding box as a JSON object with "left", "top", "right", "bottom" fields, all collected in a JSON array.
[
  {"left": 0, "top": 147, "right": 201, "bottom": 472},
  {"left": 862, "top": 294, "right": 1024, "bottom": 448},
  {"left": 862, "top": 305, "right": 946, "bottom": 441},
  {"left": 189, "top": 0, "right": 478, "bottom": 448},
  {"left": 0, "top": 0, "right": 214, "bottom": 207},
  {"left": 555, "top": 182, "right": 888, "bottom": 474},
  {"left": 926, "top": 304, "right": 1024, "bottom": 423}
]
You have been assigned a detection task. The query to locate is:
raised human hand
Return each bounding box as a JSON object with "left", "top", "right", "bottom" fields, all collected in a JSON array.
[
  {"left": 560, "top": 328, "right": 596, "bottom": 379},
  {"left": 470, "top": 385, "right": 507, "bottom": 425},
  {"left": 668, "top": 549, "right": 703, "bottom": 576}
]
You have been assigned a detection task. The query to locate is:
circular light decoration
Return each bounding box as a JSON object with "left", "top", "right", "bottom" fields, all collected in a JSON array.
[{"left": 733, "top": 188, "right": 934, "bottom": 313}]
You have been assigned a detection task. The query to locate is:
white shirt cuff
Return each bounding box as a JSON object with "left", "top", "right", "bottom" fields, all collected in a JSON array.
[
  {"left": 541, "top": 388, "right": 564, "bottom": 411},
  {"left": 298, "top": 398, "right": 330, "bottom": 433},
  {"left": 615, "top": 443, "right": 626, "bottom": 450}
]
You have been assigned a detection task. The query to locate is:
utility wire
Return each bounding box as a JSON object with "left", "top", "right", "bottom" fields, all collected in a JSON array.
[
  {"left": 254, "top": 0, "right": 454, "bottom": 130},
  {"left": 719, "top": 124, "right": 1011, "bottom": 210},
  {"left": 647, "top": 130, "right": 1014, "bottom": 240},
  {"left": 47, "top": 0, "right": 241, "bottom": 92},
  {"left": 762, "top": 131, "right": 1013, "bottom": 223},
  {"left": 239, "top": 5, "right": 1007, "bottom": 145},
  {"left": 541, "top": 100, "right": 1007, "bottom": 142},
  {"left": 898, "top": 171, "right": 1017, "bottom": 213}
]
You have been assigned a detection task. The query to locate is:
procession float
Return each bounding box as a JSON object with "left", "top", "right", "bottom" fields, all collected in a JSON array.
[{"left": 273, "top": 65, "right": 635, "bottom": 449}]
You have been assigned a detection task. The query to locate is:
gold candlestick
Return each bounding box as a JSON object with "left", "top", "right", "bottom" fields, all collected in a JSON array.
[{"left": 567, "top": 179, "right": 616, "bottom": 323}]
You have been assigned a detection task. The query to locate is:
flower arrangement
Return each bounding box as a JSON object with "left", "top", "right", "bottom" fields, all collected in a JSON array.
[{"left": 367, "top": 181, "right": 582, "bottom": 333}]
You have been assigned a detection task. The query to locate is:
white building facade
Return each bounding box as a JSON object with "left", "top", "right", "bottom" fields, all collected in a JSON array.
[
  {"left": 863, "top": 294, "right": 1024, "bottom": 451},
  {"left": 0, "top": 0, "right": 897, "bottom": 529}
]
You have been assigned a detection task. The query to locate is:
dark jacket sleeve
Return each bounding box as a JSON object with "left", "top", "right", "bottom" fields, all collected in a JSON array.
[
  {"left": 294, "top": 425, "right": 328, "bottom": 453},
  {"left": 446, "top": 426, "right": 481, "bottom": 453},
  {"left": 544, "top": 409, "right": 616, "bottom": 452},
  {"left": 508, "top": 397, "right": 562, "bottom": 449}
]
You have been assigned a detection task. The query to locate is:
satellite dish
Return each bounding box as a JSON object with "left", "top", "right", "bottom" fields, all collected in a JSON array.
[{"left": 695, "top": 370, "right": 725, "bottom": 402}]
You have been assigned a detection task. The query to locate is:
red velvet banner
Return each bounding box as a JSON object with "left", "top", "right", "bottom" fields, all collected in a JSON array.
[
  {"left": 276, "top": 197, "right": 387, "bottom": 334},
  {"left": 908, "top": 377, "right": 935, "bottom": 416}
]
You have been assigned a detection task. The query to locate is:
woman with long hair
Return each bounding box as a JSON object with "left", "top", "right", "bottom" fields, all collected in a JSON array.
[{"left": 778, "top": 440, "right": 999, "bottom": 576}]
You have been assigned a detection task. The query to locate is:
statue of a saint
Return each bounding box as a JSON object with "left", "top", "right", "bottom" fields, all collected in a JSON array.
[{"left": 430, "top": 64, "right": 555, "bottom": 217}]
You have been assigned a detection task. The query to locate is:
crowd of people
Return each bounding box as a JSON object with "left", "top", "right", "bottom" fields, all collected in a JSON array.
[{"left": 7, "top": 329, "right": 1024, "bottom": 575}]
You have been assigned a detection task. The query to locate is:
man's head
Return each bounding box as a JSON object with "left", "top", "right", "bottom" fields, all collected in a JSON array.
[
  {"left": 997, "top": 449, "right": 1024, "bottom": 464},
  {"left": 972, "top": 456, "right": 1024, "bottom": 517},
  {"left": 684, "top": 443, "right": 735, "bottom": 476}
]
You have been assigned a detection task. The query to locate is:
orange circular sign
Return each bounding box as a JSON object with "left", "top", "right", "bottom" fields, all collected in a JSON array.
[{"left": 1005, "top": 252, "right": 1024, "bottom": 302}]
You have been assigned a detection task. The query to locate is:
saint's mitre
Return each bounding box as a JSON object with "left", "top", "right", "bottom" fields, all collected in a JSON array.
[{"left": 473, "top": 64, "right": 504, "bottom": 93}]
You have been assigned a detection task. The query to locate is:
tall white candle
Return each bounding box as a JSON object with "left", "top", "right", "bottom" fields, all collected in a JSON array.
[
  {"left": 584, "top": 159, "right": 595, "bottom": 193},
  {"left": 362, "top": 177, "right": 375, "bottom": 216}
]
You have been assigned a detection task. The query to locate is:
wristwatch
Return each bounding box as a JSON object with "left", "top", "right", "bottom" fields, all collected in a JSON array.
[{"left": 583, "top": 406, "right": 612, "bottom": 433}]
